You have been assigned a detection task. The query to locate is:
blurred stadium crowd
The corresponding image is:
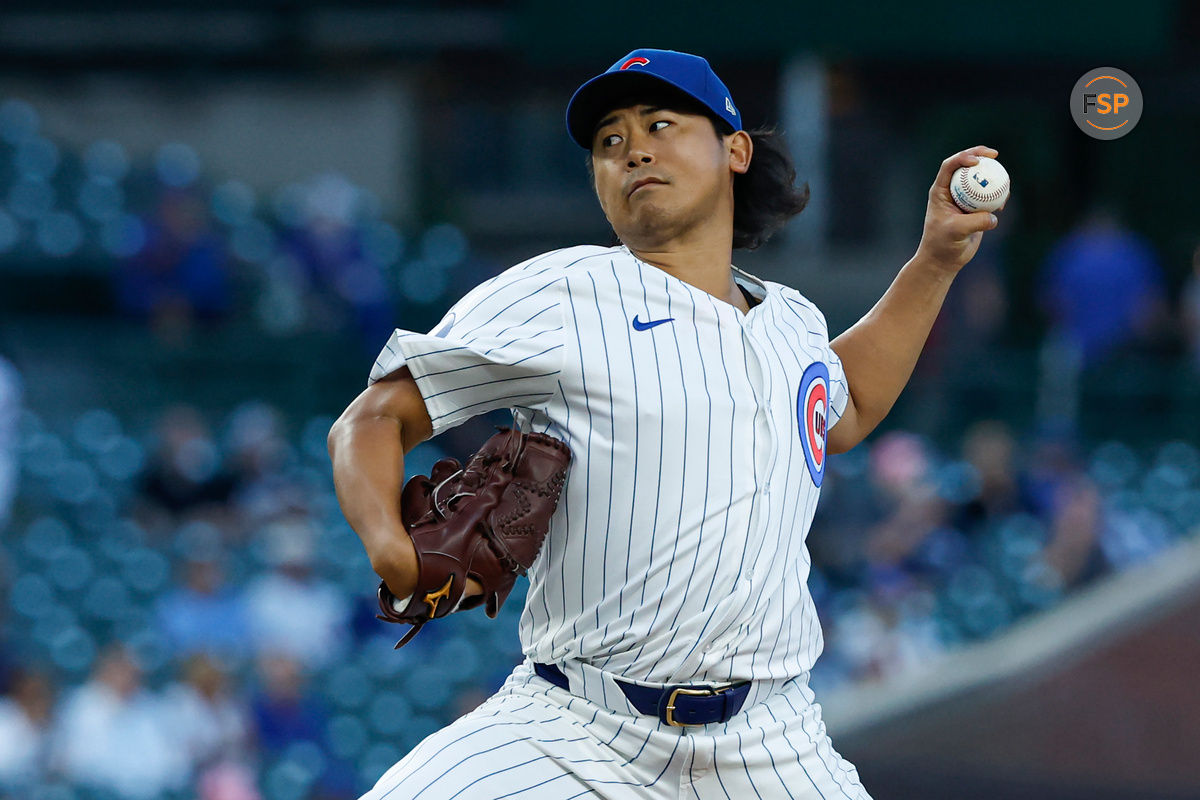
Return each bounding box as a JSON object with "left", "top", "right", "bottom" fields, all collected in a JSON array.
[
  {"left": 0, "top": 96, "right": 493, "bottom": 355},
  {"left": 0, "top": 73, "right": 1199, "bottom": 800},
  {"left": 3, "top": 381, "right": 1200, "bottom": 800}
]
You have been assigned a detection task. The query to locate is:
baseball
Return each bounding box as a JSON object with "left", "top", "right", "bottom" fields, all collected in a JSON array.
[{"left": 949, "top": 156, "right": 1010, "bottom": 213}]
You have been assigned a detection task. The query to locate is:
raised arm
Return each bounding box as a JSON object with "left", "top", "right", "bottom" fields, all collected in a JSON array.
[
  {"left": 827, "top": 145, "right": 1003, "bottom": 454},
  {"left": 327, "top": 367, "right": 433, "bottom": 598}
]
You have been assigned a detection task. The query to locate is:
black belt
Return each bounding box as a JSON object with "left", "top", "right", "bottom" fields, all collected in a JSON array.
[{"left": 533, "top": 662, "right": 751, "bottom": 727}]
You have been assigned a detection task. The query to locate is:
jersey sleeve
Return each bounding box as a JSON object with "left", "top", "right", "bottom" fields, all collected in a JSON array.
[
  {"left": 777, "top": 283, "right": 850, "bottom": 430},
  {"left": 369, "top": 269, "right": 566, "bottom": 436},
  {"left": 824, "top": 339, "right": 850, "bottom": 431}
]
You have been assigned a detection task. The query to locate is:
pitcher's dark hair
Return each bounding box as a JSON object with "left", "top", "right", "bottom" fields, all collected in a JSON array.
[
  {"left": 731, "top": 126, "right": 809, "bottom": 250},
  {"left": 584, "top": 87, "right": 809, "bottom": 250}
]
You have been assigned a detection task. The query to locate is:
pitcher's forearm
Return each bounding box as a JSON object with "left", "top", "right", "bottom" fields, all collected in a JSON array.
[
  {"left": 830, "top": 253, "right": 956, "bottom": 432},
  {"left": 328, "top": 414, "right": 419, "bottom": 596}
]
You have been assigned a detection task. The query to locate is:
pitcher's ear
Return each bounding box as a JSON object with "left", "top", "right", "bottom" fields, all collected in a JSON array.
[{"left": 729, "top": 130, "right": 753, "bottom": 175}]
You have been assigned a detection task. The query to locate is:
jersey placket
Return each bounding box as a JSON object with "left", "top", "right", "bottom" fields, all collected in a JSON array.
[{"left": 707, "top": 304, "right": 780, "bottom": 660}]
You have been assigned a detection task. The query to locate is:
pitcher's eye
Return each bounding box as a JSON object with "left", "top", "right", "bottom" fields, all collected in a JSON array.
[
  {"left": 650, "top": 120, "right": 671, "bottom": 132},
  {"left": 601, "top": 133, "right": 622, "bottom": 147}
]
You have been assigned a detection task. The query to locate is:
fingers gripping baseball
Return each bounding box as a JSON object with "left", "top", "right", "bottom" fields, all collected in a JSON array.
[{"left": 916, "top": 146, "right": 1005, "bottom": 273}]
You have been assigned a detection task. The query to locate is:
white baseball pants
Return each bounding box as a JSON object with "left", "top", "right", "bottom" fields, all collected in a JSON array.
[{"left": 360, "top": 660, "right": 873, "bottom": 800}]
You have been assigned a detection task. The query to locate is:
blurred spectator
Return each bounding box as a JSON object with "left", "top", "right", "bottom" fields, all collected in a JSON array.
[
  {"left": 249, "top": 653, "right": 354, "bottom": 800},
  {"left": 808, "top": 454, "right": 880, "bottom": 589},
  {"left": 223, "top": 401, "right": 299, "bottom": 527},
  {"left": 1039, "top": 203, "right": 1169, "bottom": 365},
  {"left": 954, "top": 420, "right": 1035, "bottom": 535},
  {"left": 1182, "top": 243, "right": 1200, "bottom": 372},
  {"left": 822, "top": 588, "right": 945, "bottom": 684},
  {"left": 156, "top": 555, "right": 250, "bottom": 663},
  {"left": 162, "top": 655, "right": 253, "bottom": 772},
  {"left": 116, "top": 188, "right": 231, "bottom": 343},
  {"left": 1041, "top": 477, "right": 1106, "bottom": 587},
  {"left": 279, "top": 173, "right": 394, "bottom": 349},
  {"left": 198, "top": 760, "right": 263, "bottom": 800},
  {"left": 864, "top": 432, "right": 946, "bottom": 568},
  {"left": 52, "top": 646, "right": 188, "bottom": 799},
  {"left": 915, "top": 217, "right": 1012, "bottom": 428},
  {"left": 949, "top": 239, "right": 1010, "bottom": 352},
  {"left": 811, "top": 433, "right": 955, "bottom": 684},
  {"left": 243, "top": 512, "right": 351, "bottom": 668},
  {"left": 137, "top": 405, "right": 236, "bottom": 528},
  {"left": 0, "top": 355, "right": 20, "bottom": 532},
  {"left": 0, "top": 668, "right": 54, "bottom": 788},
  {"left": 249, "top": 654, "right": 328, "bottom": 754},
  {"left": 1023, "top": 423, "right": 1084, "bottom": 520}
]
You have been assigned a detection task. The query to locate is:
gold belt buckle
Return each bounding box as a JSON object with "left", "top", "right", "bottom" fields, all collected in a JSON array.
[{"left": 664, "top": 686, "right": 719, "bottom": 727}]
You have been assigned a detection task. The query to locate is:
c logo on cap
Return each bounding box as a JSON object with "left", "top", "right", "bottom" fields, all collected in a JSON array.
[{"left": 619, "top": 57, "right": 650, "bottom": 70}]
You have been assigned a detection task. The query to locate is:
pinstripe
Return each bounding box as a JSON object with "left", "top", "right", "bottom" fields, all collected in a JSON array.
[
  {"left": 554, "top": 376, "right": 572, "bottom": 650},
  {"left": 516, "top": 247, "right": 573, "bottom": 272},
  {"left": 676, "top": 296, "right": 742, "bottom": 675},
  {"left": 759, "top": 300, "right": 801, "bottom": 670},
  {"left": 779, "top": 692, "right": 860, "bottom": 800},
  {"left": 392, "top": 341, "right": 470, "bottom": 360},
  {"left": 642, "top": 733, "right": 685, "bottom": 789},
  {"left": 586, "top": 272, "right": 617, "bottom": 631},
  {"left": 387, "top": 731, "right": 555, "bottom": 797},
  {"left": 480, "top": 326, "right": 565, "bottom": 358},
  {"left": 614, "top": 722, "right": 655, "bottom": 768},
  {"left": 734, "top": 732, "right": 765, "bottom": 800},
  {"left": 602, "top": 717, "right": 628, "bottom": 747},
  {"left": 756, "top": 721, "right": 798, "bottom": 800},
  {"left": 420, "top": 337, "right": 563, "bottom": 377},
  {"left": 454, "top": 272, "right": 565, "bottom": 340},
  {"left": 638, "top": 277, "right": 690, "bottom": 673},
  {"left": 807, "top": 713, "right": 863, "bottom": 800},
  {"left": 565, "top": 277, "right": 594, "bottom": 641},
  {"left": 762, "top": 703, "right": 826, "bottom": 800},
  {"left": 597, "top": 259, "right": 667, "bottom": 672},
  {"left": 485, "top": 771, "right": 575, "bottom": 800},
  {"left": 485, "top": 304, "right": 562, "bottom": 349},
  {"left": 742, "top": 322, "right": 782, "bottom": 677},
  {"left": 428, "top": 391, "right": 555, "bottom": 423},
  {"left": 455, "top": 753, "right": 622, "bottom": 800},
  {"left": 700, "top": 326, "right": 762, "bottom": 682},
  {"left": 675, "top": 293, "right": 715, "bottom": 618},
  {"left": 610, "top": 262, "right": 639, "bottom": 628},
  {"left": 711, "top": 746, "right": 734, "bottom": 800},
  {"left": 420, "top": 369, "right": 561, "bottom": 400},
  {"left": 652, "top": 290, "right": 719, "bottom": 676},
  {"left": 652, "top": 291, "right": 708, "bottom": 631},
  {"left": 507, "top": 343, "right": 567, "bottom": 368},
  {"left": 761, "top": 299, "right": 817, "bottom": 669}
]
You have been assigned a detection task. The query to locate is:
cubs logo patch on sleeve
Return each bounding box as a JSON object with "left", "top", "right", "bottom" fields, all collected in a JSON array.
[{"left": 797, "top": 361, "right": 830, "bottom": 487}]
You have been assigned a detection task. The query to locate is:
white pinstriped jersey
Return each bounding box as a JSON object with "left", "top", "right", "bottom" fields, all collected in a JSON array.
[{"left": 370, "top": 244, "right": 849, "bottom": 686}]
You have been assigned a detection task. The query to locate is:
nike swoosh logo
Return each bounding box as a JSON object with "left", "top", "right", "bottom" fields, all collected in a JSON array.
[{"left": 632, "top": 315, "right": 675, "bottom": 331}]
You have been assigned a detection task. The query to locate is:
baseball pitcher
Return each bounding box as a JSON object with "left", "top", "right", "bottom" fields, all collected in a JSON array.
[{"left": 329, "top": 48, "right": 1002, "bottom": 799}]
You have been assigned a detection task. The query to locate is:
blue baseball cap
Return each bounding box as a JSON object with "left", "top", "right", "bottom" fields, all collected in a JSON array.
[{"left": 566, "top": 48, "right": 742, "bottom": 149}]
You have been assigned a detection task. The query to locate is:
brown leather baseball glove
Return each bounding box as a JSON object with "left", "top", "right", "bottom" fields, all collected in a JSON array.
[{"left": 376, "top": 428, "right": 571, "bottom": 648}]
